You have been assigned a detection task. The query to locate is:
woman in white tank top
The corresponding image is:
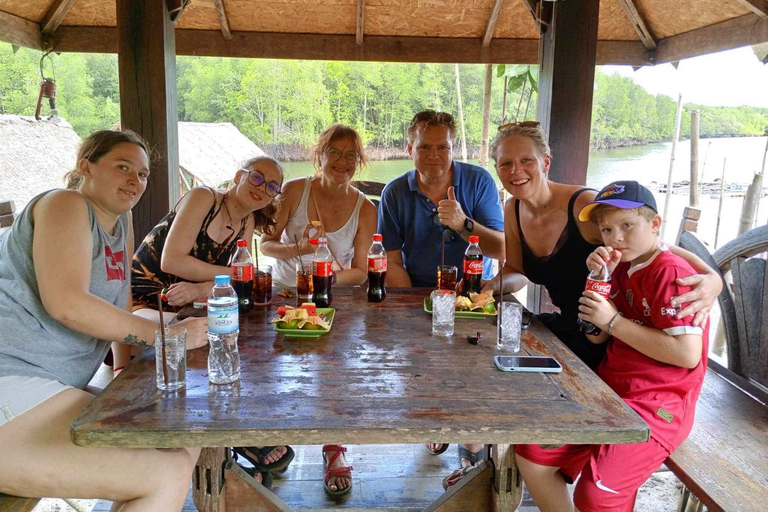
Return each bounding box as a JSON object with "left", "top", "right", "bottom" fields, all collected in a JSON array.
[{"left": 260, "top": 125, "right": 378, "bottom": 497}]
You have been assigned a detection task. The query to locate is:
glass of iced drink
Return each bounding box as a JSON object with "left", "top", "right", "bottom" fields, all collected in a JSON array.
[
  {"left": 155, "top": 326, "right": 187, "bottom": 391},
  {"left": 253, "top": 264, "right": 272, "bottom": 306}
]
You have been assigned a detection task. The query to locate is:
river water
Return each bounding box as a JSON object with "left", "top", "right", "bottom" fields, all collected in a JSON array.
[{"left": 282, "top": 136, "right": 768, "bottom": 250}]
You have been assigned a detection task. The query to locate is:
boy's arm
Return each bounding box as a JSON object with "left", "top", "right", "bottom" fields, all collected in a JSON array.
[
  {"left": 607, "top": 317, "right": 703, "bottom": 369},
  {"left": 586, "top": 330, "right": 611, "bottom": 345}
]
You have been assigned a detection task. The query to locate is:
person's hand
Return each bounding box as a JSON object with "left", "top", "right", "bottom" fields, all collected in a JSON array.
[
  {"left": 166, "top": 281, "right": 210, "bottom": 307},
  {"left": 298, "top": 223, "right": 326, "bottom": 255},
  {"left": 437, "top": 186, "right": 467, "bottom": 232},
  {"left": 175, "top": 316, "right": 208, "bottom": 350},
  {"left": 480, "top": 278, "right": 496, "bottom": 295},
  {"left": 671, "top": 273, "right": 723, "bottom": 326},
  {"left": 578, "top": 290, "right": 617, "bottom": 329},
  {"left": 586, "top": 246, "right": 621, "bottom": 274}
]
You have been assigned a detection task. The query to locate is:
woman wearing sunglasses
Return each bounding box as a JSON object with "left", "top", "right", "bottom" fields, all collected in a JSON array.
[
  {"left": 260, "top": 124, "right": 378, "bottom": 496},
  {"left": 126, "top": 155, "right": 292, "bottom": 487}
]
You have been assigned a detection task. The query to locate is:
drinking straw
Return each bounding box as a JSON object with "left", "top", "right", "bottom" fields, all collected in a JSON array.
[
  {"left": 156, "top": 293, "right": 169, "bottom": 387},
  {"left": 498, "top": 259, "right": 505, "bottom": 342},
  {"left": 292, "top": 234, "right": 303, "bottom": 266},
  {"left": 253, "top": 238, "right": 260, "bottom": 273}
]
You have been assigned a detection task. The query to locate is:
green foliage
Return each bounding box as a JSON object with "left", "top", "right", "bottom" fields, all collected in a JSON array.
[{"left": 1, "top": 43, "right": 765, "bottom": 152}]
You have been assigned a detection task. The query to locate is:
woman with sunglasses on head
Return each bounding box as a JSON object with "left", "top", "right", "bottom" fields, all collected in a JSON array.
[
  {"left": 482, "top": 122, "right": 722, "bottom": 370},
  {"left": 127, "top": 155, "right": 293, "bottom": 486},
  {"left": 260, "top": 124, "right": 378, "bottom": 496}
]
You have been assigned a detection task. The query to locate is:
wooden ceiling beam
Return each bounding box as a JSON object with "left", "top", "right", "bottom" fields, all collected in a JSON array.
[
  {"left": 356, "top": 0, "right": 364, "bottom": 45},
  {"left": 41, "top": 0, "right": 79, "bottom": 34},
  {"left": 45, "top": 27, "right": 651, "bottom": 65},
  {"left": 616, "top": 0, "right": 656, "bottom": 49},
  {"left": 732, "top": 0, "right": 768, "bottom": 18},
  {"left": 0, "top": 10, "right": 43, "bottom": 50},
  {"left": 656, "top": 13, "right": 768, "bottom": 63},
  {"left": 212, "top": 0, "right": 232, "bottom": 40},
  {"left": 482, "top": 0, "right": 506, "bottom": 47}
]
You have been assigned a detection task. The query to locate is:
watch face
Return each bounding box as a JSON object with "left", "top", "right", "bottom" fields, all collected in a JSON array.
[{"left": 465, "top": 218, "right": 474, "bottom": 232}]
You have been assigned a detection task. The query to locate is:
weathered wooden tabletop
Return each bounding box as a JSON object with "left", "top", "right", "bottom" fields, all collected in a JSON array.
[{"left": 72, "top": 288, "right": 648, "bottom": 448}]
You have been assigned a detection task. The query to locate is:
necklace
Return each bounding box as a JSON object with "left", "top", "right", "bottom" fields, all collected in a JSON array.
[{"left": 222, "top": 192, "right": 236, "bottom": 232}]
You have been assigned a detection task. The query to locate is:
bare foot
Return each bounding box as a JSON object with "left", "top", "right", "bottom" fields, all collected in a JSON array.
[
  {"left": 257, "top": 445, "right": 287, "bottom": 465},
  {"left": 426, "top": 443, "right": 448, "bottom": 454},
  {"left": 324, "top": 447, "right": 352, "bottom": 493}
]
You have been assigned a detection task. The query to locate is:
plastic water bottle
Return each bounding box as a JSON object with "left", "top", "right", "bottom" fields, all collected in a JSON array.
[{"left": 207, "top": 275, "right": 241, "bottom": 384}]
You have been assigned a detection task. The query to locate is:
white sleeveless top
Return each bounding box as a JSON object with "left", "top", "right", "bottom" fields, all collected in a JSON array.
[{"left": 272, "top": 177, "right": 365, "bottom": 286}]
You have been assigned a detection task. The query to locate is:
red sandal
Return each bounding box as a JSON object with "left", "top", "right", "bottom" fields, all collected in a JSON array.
[{"left": 322, "top": 444, "right": 354, "bottom": 497}]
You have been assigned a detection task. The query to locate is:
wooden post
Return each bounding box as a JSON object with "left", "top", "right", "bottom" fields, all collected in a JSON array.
[
  {"left": 738, "top": 172, "right": 763, "bottom": 235},
  {"left": 662, "top": 94, "right": 684, "bottom": 240},
  {"left": 676, "top": 206, "right": 701, "bottom": 243},
  {"left": 690, "top": 110, "right": 700, "bottom": 207},
  {"left": 117, "top": 0, "right": 180, "bottom": 247},
  {"left": 536, "top": 0, "right": 600, "bottom": 185},
  {"left": 479, "top": 64, "right": 493, "bottom": 168},
  {"left": 715, "top": 158, "right": 726, "bottom": 248},
  {"left": 455, "top": 64, "right": 468, "bottom": 162},
  {"left": 754, "top": 132, "right": 768, "bottom": 225}
]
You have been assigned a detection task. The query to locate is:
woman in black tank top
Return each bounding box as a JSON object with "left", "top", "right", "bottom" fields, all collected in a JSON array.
[{"left": 486, "top": 124, "right": 721, "bottom": 370}]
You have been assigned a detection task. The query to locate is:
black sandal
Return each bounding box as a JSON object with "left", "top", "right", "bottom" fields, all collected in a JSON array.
[
  {"left": 233, "top": 446, "right": 295, "bottom": 474},
  {"left": 232, "top": 449, "right": 274, "bottom": 490}
]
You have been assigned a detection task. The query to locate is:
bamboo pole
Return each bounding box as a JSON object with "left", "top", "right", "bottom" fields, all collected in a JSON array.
[
  {"left": 454, "top": 64, "right": 468, "bottom": 162},
  {"left": 690, "top": 110, "right": 700, "bottom": 207},
  {"left": 661, "top": 94, "right": 683, "bottom": 240},
  {"left": 738, "top": 172, "right": 762, "bottom": 235},
  {"left": 755, "top": 132, "right": 768, "bottom": 225},
  {"left": 479, "top": 64, "right": 493, "bottom": 168},
  {"left": 715, "top": 158, "right": 726, "bottom": 249}
]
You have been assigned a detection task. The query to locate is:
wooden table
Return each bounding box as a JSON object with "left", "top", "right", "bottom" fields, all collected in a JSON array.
[{"left": 72, "top": 288, "right": 648, "bottom": 512}]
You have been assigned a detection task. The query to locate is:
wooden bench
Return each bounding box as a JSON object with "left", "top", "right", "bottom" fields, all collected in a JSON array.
[
  {"left": 667, "top": 227, "right": 768, "bottom": 512},
  {"left": 0, "top": 494, "right": 40, "bottom": 512}
]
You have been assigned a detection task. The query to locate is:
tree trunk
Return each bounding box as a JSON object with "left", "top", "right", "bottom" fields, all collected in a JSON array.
[
  {"left": 455, "top": 64, "right": 468, "bottom": 162},
  {"left": 479, "top": 64, "right": 493, "bottom": 168}
]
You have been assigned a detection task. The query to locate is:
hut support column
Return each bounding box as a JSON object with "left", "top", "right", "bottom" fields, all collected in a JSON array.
[{"left": 117, "top": 0, "right": 180, "bottom": 246}]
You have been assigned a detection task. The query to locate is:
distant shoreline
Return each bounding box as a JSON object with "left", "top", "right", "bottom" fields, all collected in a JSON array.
[{"left": 265, "top": 134, "right": 766, "bottom": 162}]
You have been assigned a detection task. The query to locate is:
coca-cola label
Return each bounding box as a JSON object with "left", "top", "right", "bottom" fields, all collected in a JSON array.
[
  {"left": 585, "top": 278, "right": 611, "bottom": 298},
  {"left": 231, "top": 263, "right": 253, "bottom": 282},
  {"left": 313, "top": 261, "right": 333, "bottom": 277},
  {"left": 463, "top": 258, "right": 483, "bottom": 275},
  {"left": 368, "top": 257, "right": 387, "bottom": 273}
]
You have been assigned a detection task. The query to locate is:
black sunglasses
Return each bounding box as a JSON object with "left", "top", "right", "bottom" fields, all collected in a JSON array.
[
  {"left": 241, "top": 168, "right": 281, "bottom": 197},
  {"left": 432, "top": 211, "right": 457, "bottom": 243}
]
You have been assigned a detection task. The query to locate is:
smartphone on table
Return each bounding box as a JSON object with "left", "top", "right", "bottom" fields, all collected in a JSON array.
[
  {"left": 522, "top": 310, "right": 533, "bottom": 329},
  {"left": 493, "top": 355, "right": 562, "bottom": 373}
]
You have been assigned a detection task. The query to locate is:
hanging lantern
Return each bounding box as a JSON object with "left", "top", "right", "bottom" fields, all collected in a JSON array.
[{"left": 35, "top": 51, "right": 58, "bottom": 121}]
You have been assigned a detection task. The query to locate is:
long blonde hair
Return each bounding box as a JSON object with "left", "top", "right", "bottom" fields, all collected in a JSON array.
[{"left": 64, "top": 130, "right": 151, "bottom": 190}]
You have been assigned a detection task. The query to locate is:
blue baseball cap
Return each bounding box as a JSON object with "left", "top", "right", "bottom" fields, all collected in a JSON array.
[{"left": 578, "top": 180, "right": 657, "bottom": 222}]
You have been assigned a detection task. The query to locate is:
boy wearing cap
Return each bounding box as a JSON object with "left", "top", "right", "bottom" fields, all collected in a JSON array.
[{"left": 515, "top": 180, "right": 709, "bottom": 512}]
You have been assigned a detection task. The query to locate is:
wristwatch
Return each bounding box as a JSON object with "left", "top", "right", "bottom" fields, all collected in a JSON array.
[{"left": 460, "top": 217, "right": 474, "bottom": 237}]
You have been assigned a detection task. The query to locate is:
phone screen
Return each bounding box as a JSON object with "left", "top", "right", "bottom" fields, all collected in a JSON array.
[
  {"left": 522, "top": 311, "right": 533, "bottom": 328},
  {"left": 494, "top": 356, "right": 562, "bottom": 372}
]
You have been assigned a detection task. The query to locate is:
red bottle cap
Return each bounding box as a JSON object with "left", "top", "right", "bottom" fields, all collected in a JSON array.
[
  {"left": 309, "top": 238, "right": 318, "bottom": 245},
  {"left": 373, "top": 234, "right": 383, "bottom": 242},
  {"left": 469, "top": 235, "right": 480, "bottom": 243},
  {"left": 236, "top": 238, "right": 247, "bottom": 247}
]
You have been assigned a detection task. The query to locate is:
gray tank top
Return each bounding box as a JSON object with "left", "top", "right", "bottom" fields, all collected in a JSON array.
[{"left": 0, "top": 190, "right": 130, "bottom": 388}]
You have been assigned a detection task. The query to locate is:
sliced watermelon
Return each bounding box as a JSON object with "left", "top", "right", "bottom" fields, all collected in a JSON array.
[
  {"left": 277, "top": 305, "right": 294, "bottom": 316},
  {"left": 299, "top": 302, "right": 317, "bottom": 316}
]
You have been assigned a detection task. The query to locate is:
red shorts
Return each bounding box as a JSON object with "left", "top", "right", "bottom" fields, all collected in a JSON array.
[{"left": 516, "top": 438, "right": 669, "bottom": 512}]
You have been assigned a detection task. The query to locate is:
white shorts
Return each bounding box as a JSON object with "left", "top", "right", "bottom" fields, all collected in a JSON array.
[{"left": 0, "top": 376, "right": 72, "bottom": 427}]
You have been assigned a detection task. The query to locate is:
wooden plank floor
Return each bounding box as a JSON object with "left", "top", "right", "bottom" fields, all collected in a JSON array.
[{"left": 91, "top": 444, "right": 540, "bottom": 511}]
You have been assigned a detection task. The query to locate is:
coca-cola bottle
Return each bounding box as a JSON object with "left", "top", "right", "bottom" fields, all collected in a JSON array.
[
  {"left": 462, "top": 235, "right": 483, "bottom": 296},
  {"left": 577, "top": 263, "right": 612, "bottom": 336},
  {"left": 230, "top": 238, "right": 254, "bottom": 313},
  {"left": 367, "top": 234, "right": 387, "bottom": 303},
  {"left": 312, "top": 237, "right": 333, "bottom": 308}
]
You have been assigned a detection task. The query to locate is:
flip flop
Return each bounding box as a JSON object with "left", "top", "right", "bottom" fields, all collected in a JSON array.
[
  {"left": 234, "top": 446, "right": 295, "bottom": 474},
  {"left": 426, "top": 443, "right": 450, "bottom": 455},
  {"left": 322, "top": 444, "right": 354, "bottom": 497},
  {"left": 442, "top": 464, "right": 481, "bottom": 490}
]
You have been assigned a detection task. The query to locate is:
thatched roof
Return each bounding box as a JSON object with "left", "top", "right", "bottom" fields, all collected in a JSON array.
[
  {"left": 178, "top": 121, "right": 265, "bottom": 189},
  {"left": 0, "top": 115, "right": 80, "bottom": 211},
  {"left": 1, "top": 1, "right": 767, "bottom": 66}
]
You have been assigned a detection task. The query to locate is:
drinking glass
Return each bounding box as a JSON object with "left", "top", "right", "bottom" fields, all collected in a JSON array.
[
  {"left": 296, "top": 262, "right": 314, "bottom": 304},
  {"left": 253, "top": 264, "right": 272, "bottom": 306},
  {"left": 497, "top": 302, "right": 523, "bottom": 352},
  {"left": 155, "top": 326, "right": 187, "bottom": 391},
  {"left": 437, "top": 265, "right": 458, "bottom": 291},
  {"left": 431, "top": 289, "right": 456, "bottom": 337}
]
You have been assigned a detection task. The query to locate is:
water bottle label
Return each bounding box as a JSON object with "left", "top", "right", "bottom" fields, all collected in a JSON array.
[
  {"left": 463, "top": 259, "right": 483, "bottom": 275},
  {"left": 313, "top": 261, "right": 333, "bottom": 277},
  {"left": 231, "top": 263, "right": 253, "bottom": 282},
  {"left": 208, "top": 304, "right": 239, "bottom": 333},
  {"left": 368, "top": 257, "right": 387, "bottom": 272}
]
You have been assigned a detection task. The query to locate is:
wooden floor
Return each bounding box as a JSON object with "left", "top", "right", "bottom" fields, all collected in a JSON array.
[{"left": 91, "top": 444, "right": 539, "bottom": 511}]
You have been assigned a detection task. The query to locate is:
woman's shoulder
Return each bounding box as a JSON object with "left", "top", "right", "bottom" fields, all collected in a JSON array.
[
  {"left": 178, "top": 186, "right": 218, "bottom": 209},
  {"left": 550, "top": 182, "right": 596, "bottom": 209},
  {"left": 33, "top": 189, "right": 89, "bottom": 219}
]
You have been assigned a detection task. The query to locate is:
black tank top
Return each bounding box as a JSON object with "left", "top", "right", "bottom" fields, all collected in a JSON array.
[
  {"left": 516, "top": 188, "right": 607, "bottom": 370},
  {"left": 516, "top": 188, "right": 598, "bottom": 320}
]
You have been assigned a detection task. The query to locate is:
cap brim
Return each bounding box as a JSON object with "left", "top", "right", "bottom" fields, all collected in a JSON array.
[{"left": 578, "top": 199, "right": 645, "bottom": 222}]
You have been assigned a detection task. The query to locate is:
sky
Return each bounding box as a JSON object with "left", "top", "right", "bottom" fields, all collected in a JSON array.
[{"left": 601, "top": 46, "right": 768, "bottom": 108}]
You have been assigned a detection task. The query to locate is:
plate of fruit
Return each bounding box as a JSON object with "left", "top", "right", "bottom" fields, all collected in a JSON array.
[
  {"left": 272, "top": 303, "right": 335, "bottom": 338},
  {"left": 423, "top": 290, "right": 497, "bottom": 318}
]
